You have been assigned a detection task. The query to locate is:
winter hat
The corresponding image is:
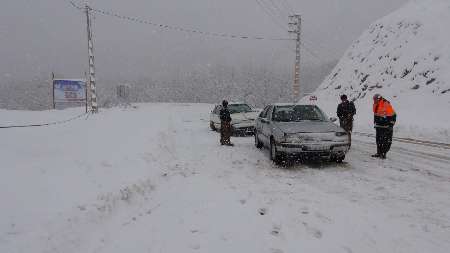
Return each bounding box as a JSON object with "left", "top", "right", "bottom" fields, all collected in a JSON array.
[{"left": 373, "top": 94, "right": 381, "bottom": 100}]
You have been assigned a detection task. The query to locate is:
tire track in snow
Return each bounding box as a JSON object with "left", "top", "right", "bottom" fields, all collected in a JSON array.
[
  {"left": 353, "top": 137, "right": 450, "bottom": 162},
  {"left": 41, "top": 178, "right": 158, "bottom": 253},
  {"left": 222, "top": 134, "right": 450, "bottom": 252},
  {"left": 352, "top": 138, "right": 450, "bottom": 182}
]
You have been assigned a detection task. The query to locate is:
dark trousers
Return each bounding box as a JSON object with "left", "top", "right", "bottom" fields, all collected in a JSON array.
[
  {"left": 375, "top": 127, "right": 393, "bottom": 155},
  {"left": 339, "top": 118, "right": 353, "bottom": 132},
  {"left": 340, "top": 118, "right": 353, "bottom": 146},
  {"left": 220, "top": 121, "right": 232, "bottom": 145}
]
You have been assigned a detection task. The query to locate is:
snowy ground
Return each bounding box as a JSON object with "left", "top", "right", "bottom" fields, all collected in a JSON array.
[{"left": 1, "top": 103, "right": 449, "bottom": 253}]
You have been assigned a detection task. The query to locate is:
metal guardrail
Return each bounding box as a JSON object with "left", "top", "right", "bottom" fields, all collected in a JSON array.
[{"left": 354, "top": 131, "right": 450, "bottom": 150}]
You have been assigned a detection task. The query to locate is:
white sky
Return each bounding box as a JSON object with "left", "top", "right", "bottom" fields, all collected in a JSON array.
[{"left": 0, "top": 0, "right": 408, "bottom": 81}]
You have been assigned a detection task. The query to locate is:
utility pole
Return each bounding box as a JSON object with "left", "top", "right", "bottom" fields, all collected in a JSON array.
[
  {"left": 288, "top": 14, "right": 301, "bottom": 103},
  {"left": 51, "top": 72, "right": 55, "bottom": 109},
  {"left": 85, "top": 3, "right": 98, "bottom": 113}
]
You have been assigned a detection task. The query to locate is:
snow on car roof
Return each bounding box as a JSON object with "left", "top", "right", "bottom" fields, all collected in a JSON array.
[
  {"left": 214, "top": 102, "right": 249, "bottom": 106},
  {"left": 270, "top": 102, "right": 313, "bottom": 106}
]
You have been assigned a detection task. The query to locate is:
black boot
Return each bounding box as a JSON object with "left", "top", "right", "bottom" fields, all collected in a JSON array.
[{"left": 371, "top": 153, "right": 381, "bottom": 158}]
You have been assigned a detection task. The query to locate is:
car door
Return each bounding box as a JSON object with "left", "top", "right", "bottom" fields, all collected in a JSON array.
[
  {"left": 210, "top": 105, "right": 220, "bottom": 128},
  {"left": 255, "top": 106, "right": 267, "bottom": 131},
  {"left": 255, "top": 106, "right": 269, "bottom": 142},
  {"left": 260, "top": 106, "right": 273, "bottom": 145}
]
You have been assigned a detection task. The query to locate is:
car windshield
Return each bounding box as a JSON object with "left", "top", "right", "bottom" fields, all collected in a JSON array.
[
  {"left": 228, "top": 104, "right": 252, "bottom": 114},
  {"left": 272, "top": 105, "right": 327, "bottom": 122}
]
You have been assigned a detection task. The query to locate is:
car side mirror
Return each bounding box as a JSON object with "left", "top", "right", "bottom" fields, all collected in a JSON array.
[{"left": 330, "top": 117, "right": 337, "bottom": 122}]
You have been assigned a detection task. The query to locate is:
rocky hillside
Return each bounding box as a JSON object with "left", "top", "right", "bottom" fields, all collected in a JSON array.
[{"left": 305, "top": 0, "right": 450, "bottom": 141}]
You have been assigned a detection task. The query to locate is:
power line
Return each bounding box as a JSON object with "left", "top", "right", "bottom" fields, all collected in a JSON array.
[
  {"left": 279, "top": 0, "right": 295, "bottom": 15},
  {"left": 302, "top": 38, "right": 342, "bottom": 61},
  {"left": 267, "top": 0, "right": 291, "bottom": 18},
  {"left": 301, "top": 42, "right": 321, "bottom": 60},
  {"left": 255, "top": 0, "right": 322, "bottom": 60},
  {"left": 67, "top": 1, "right": 339, "bottom": 61},
  {"left": 67, "top": 1, "right": 292, "bottom": 41},
  {"left": 0, "top": 112, "right": 90, "bottom": 129},
  {"left": 265, "top": 0, "right": 340, "bottom": 61},
  {"left": 255, "top": 1, "right": 323, "bottom": 62},
  {"left": 254, "top": 0, "right": 288, "bottom": 31},
  {"left": 67, "top": 0, "right": 327, "bottom": 60},
  {"left": 68, "top": 0, "right": 82, "bottom": 10},
  {"left": 262, "top": 0, "right": 287, "bottom": 20}
]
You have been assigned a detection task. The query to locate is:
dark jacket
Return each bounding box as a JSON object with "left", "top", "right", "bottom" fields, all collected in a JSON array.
[
  {"left": 337, "top": 100, "right": 356, "bottom": 120},
  {"left": 220, "top": 107, "right": 232, "bottom": 123},
  {"left": 374, "top": 114, "right": 397, "bottom": 128}
]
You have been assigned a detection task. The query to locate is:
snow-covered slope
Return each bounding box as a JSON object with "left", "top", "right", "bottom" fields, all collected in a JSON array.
[{"left": 303, "top": 0, "right": 450, "bottom": 142}]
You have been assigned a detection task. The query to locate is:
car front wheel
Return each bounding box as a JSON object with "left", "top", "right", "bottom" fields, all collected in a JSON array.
[
  {"left": 270, "top": 139, "right": 283, "bottom": 165},
  {"left": 210, "top": 121, "right": 216, "bottom": 131},
  {"left": 255, "top": 131, "right": 263, "bottom": 149},
  {"left": 333, "top": 155, "right": 345, "bottom": 163}
]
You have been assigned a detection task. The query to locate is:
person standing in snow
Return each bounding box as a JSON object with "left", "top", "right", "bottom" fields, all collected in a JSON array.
[
  {"left": 337, "top": 94, "right": 356, "bottom": 146},
  {"left": 219, "top": 100, "right": 233, "bottom": 146},
  {"left": 372, "top": 94, "right": 397, "bottom": 159}
]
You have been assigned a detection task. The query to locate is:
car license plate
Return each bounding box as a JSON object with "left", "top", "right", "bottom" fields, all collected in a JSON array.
[{"left": 307, "top": 145, "right": 329, "bottom": 151}]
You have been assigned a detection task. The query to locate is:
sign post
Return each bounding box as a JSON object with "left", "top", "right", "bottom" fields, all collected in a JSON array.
[{"left": 51, "top": 72, "right": 55, "bottom": 109}]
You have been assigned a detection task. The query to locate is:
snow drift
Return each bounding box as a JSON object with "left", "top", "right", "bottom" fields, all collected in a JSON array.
[{"left": 303, "top": 0, "right": 450, "bottom": 142}]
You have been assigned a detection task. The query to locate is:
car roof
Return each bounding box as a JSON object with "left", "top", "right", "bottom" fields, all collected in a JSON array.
[
  {"left": 215, "top": 102, "right": 250, "bottom": 106},
  {"left": 229, "top": 102, "right": 249, "bottom": 105},
  {"left": 269, "top": 103, "right": 315, "bottom": 106}
]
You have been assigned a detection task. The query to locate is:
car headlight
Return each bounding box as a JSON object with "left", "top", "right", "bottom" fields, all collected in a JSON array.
[{"left": 335, "top": 132, "right": 348, "bottom": 137}]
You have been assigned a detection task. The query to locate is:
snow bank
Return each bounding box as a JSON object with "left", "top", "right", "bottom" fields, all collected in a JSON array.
[{"left": 302, "top": 0, "right": 450, "bottom": 142}]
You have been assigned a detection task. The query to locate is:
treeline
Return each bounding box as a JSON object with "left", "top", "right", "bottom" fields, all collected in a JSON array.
[{"left": 0, "top": 62, "right": 336, "bottom": 110}]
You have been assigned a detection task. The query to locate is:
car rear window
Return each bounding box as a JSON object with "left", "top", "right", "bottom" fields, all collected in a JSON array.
[{"left": 228, "top": 104, "right": 252, "bottom": 114}]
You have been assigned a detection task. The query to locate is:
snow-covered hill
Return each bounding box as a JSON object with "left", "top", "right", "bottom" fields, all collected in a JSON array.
[{"left": 303, "top": 0, "right": 450, "bottom": 142}]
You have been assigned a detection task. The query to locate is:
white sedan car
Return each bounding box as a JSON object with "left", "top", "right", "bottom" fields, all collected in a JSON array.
[
  {"left": 254, "top": 103, "right": 350, "bottom": 164},
  {"left": 210, "top": 103, "right": 260, "bottom": 135}
]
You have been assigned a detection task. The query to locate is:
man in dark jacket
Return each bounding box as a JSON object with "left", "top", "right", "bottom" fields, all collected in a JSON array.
[
  {"left": 337, "top": 94, "right": 356, "bottom": 146},
  {"left": 219, "top": 100, "right": 233, "bottom": 146},
  {"left": 372, "top": 94, "right": 397, "bottom": 159}
]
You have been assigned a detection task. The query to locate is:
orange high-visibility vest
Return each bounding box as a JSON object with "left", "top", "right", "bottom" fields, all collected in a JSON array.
[{"left": 373, "top": 99, "right": 395, "bottom": 117}]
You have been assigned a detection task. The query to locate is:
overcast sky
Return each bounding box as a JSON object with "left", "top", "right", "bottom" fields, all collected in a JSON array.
[{"left": 0, "top": 0, "right": 408, "bottom": 82}]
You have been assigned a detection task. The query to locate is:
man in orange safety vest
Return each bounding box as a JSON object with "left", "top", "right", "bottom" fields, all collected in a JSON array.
[{"left": 372, "top": 94, "right": 397, "bottom": 159}]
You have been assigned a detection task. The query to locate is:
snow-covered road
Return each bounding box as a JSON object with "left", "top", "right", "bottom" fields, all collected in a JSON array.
[{"left": 1, "top": 104, "right": 449, "bottom": 253}]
